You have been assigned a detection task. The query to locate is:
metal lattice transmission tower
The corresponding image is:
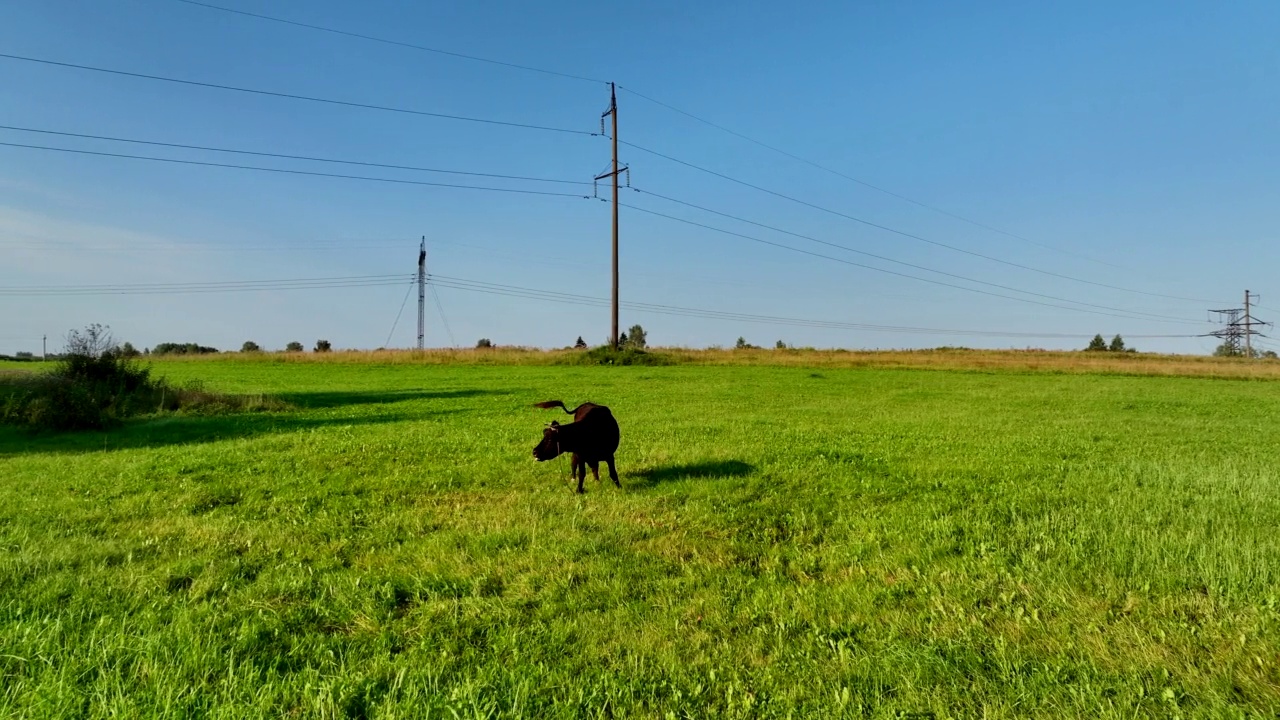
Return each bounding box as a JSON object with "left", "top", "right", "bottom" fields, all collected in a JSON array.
[
  {"left": 417, "top": 236, "right": 426, "bottom": 350},
  {"left": 1207, "top": 290, "right": 1271, "bottom": 357},
  {"left": 1208, "top": 307, "right": 1245, "bottom": 356}
]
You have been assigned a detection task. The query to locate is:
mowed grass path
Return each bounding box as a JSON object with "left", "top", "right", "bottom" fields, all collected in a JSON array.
[{"left": 1, "top": 359, "right": 1278, "bottom": 718}]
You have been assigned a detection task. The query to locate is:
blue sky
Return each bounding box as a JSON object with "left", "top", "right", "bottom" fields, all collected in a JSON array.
[{"left": 2, "top": 0, "right": 1278, "bottom": 354}]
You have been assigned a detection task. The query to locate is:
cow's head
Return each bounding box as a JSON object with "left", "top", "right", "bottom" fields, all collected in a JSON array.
[{"left": 532, "top": 421, "right": 562, "bottom": 461}]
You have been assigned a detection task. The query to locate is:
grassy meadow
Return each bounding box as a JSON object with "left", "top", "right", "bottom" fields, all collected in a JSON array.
[{"left": 1, "top": 353, "right": 1278, "bottom": 718}]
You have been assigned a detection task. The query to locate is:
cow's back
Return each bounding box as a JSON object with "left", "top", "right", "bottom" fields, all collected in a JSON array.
[{"left": 574, "top": 403, "right": 620, "bottom": 457}]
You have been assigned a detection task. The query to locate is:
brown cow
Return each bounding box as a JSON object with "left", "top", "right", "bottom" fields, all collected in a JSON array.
[{"left": 531, "top": 400, "right": 621, "bottom": 493}]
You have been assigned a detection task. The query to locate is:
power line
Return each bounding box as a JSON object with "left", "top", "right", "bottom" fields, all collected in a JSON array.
[
  {"left": 383, "top": 280, "right": 416, "bottom": 348},
  {"left": 0, "top": 142, "right": 593, "bottom": 198},
  {"left": 0, "top": 273, "right": 413, "bottom": 296},
  {"left": 0, "top": 52, "right": 598, "bottom": 137},
  {"left": 618, "top": 201, "right": 1207, "bottom": 327},
  {"left": 428, "top": 274, "right": 1198, "bottom": 340},
  {"left": 166, "top": 0, "right": 608, "bottom": 85},
  {"left": 629, "top": 187, "right": 1201, "bottom": 324},
  {"left": 0, "top": 125, "right": 592, "bottom": 186},
  {"left": 618, "top": 84, "right": 1127, "bottom": 271},
  {"left": 429, "top": 282, "right": 458, "bottom": 348},
  {"left": 620, "top": 140, "right": 1224, "bottom": 306}
]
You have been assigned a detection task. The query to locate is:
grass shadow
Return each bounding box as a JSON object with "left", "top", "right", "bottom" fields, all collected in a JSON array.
[
  {"left": 0, "top": 409, "right": 451, "bottom": 458},
  {"left": 630, "top": 460, "right": 756, "bottom": 486},
  {"left": 278, "top": 388, "right": 506, "bottom": 409}
]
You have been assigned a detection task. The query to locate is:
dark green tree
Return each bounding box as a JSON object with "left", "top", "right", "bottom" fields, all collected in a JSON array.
[
  {"left": 574, "top": 336, "right": 587, "bottom": 349},
  {"left": 314, "top": 340, "right": 332, "bottom": 353},
  {"left": 625, "top": 325, "right": 648, "bottom": 350},
  {"left": 241, "top": 341, "right": 261, "bottom": 353},
  {"left": 1108, "top": 335, "right": 1126, "bottom": 352},
  {"left": 476, "top": 338, "right": 493, "bottom": 349},
  {"left": 285, "top": 341, "right": 304, "bottom": 352},
  {"left": 1086, "top": 334, "right": 1107, "bottom": 351}
]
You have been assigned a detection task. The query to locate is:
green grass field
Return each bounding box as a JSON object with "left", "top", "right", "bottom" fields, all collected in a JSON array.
[{"left": 2, "top": 357, "right": 1278, "bottom": 718}]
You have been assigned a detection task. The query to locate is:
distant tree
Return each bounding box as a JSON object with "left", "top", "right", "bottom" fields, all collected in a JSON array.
[
  {"left": 625, "top": 325, "right": 647, "bottom": 350},
  {"left": 241, "top": 341, "right": 261, "bottom": 353},
  {"left": 735, "top": 337, "right": 760, "bottom": 350},
  {"left": 618, "top": 332, "right": 628, "bottom": 348},
  {"left": 1212, "top": 342, "right": 1261, "bottom": 358},
  {"left": 1086, "top": 334, "right": 1107, "bottom": 352},
  {"left": 285, "top": 341, "right": 304, "bottom": 352},
  {"left": 14, "top": 351, "right": 33, "bottom": 359},
  {"left": 1264, "top": 350, "right": 1279, "bottom": 360},
  {"left": 152, "top": 342, "right": 218, "bottom": 356},
  {"left": 1109, "top": 335, "right": 1126, "bottom": 352},
  {"left": 574, "top": 336, "right": 587, "bottom": 349},
  {"left": 476, "top": 338, "right": 493, "bottom": 349},
  {"left": 314, "top": 340, "right": 332, "bottom": 353},
  {"left": 119, "top": 342, "right": 141, "bottom": 358},
  {"left": 775, "top": 340, "right": 788, "bottom": 350}
]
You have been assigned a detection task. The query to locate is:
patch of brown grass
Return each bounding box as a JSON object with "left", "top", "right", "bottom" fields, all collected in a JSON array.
[{"left": 152, "top": 347, "right": 1280, "bottom": 380}]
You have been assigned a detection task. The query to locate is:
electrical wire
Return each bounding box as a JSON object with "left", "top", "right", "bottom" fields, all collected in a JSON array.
[
  {"left": 621, "top": 140, "right": 1225, "bottom": 306},
  {"left": 618, "top": 202, "right": 1207, "bottom": 327},
  {"left": 619, "top": 84, "right": 1128, "bottom": 271},
  {"left": 427, "top": 274, "right": 1198, "bottom": 340},
  {"left": 429, "top": 282, "right": 458, "bottom": 347},
  {"left": 0, "top": 125, "right": 592, "bottom": 185},
  {"left": 0, "top": 142, "right": 593, "bottom": 198},
  {"left": 166, "top": 0, "right": 608, "bottom": 85},
  {"left": 0, "top": 52, "right": 598, "bottom": 136},
  {"left": 628, "top": 187, "right": 1201, "bottom": 324},
  {"left": 0, "top": 273, "right": 414, "bottom": 296},
  {"left": 383, "top": 279, "right": 416, "bottom": 348}
]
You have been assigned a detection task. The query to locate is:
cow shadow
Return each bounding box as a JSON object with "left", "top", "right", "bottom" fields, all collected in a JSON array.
[
  {"left": 629, "top": 460, "right": 755, "bottom": 487},
  {"left": 279, "top": 388, "right": 506, "bottom": 409}
]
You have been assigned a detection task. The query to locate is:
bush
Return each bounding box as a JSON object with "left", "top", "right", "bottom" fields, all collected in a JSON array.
[
  {"left": 1, "top": 324, "right": 287, "bottom": 432},
  {"left": 2, "top": 325, "right": 155, "bottom": 431},
  {"left": 560, "top": 346, "right": 673, "bottom": 366},
  {"left": 285, "top": 341, "right": 304, "bottom": 352}
]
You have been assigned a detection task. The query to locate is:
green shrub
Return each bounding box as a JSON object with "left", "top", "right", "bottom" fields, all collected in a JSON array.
[
  {"left": 1, "top": 324, "right": 287, "bottom": 432},
  {"left": 560, "top": 346, "right": 674, "bottom": 366}
]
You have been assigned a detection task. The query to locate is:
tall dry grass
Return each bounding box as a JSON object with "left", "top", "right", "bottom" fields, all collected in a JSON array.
[{"left": 144, "top": 347, "right": 1280, "bottom": 380}]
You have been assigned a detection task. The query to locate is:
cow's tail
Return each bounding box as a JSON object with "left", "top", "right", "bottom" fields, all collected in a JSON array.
[{"left": 534, "top": 400, "right": 580, "bottom": 415}]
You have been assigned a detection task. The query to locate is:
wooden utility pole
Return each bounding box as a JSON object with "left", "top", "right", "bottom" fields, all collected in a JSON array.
[
  {"left": 1245, "top": 289, "right": 1254, "bottom": 359},
  {"left": 595, "top": 84, "right": 627, "bottom": 349},
  {"left": 417, "top": 236, "right": 426, "bottom": 350}
]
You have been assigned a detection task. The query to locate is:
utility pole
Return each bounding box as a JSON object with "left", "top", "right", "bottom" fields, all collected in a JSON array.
[
  {"left": 42, "top": 334, "right": 46, "bottom": 361},
  {"left": 1245, "top": 289, "right": 1254, "bottom": 359},
  {"left": 595, "top": 83, "right": 627, "bottom": 349},
  {"left": 417, "top": 236, "right": 426, "bottom": 351}
]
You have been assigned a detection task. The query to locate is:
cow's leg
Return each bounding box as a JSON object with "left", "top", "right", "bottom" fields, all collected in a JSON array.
[
  {"left": 574, "top": 453, "right": 586, "bottom": 494},
  {"left": 589, "top": 461, "right": 601, "bottom": 484},
  {"left": 606, "top": 456, "right": 621, "bottom": 488}
]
